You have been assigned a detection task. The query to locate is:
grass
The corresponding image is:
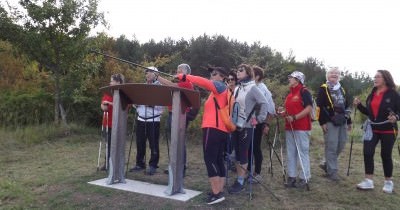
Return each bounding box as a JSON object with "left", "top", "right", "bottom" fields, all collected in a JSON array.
[{"left": 1, "top": 122, "right": 400, "bottom": 209}]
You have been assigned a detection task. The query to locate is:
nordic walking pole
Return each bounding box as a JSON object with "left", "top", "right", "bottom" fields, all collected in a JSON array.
[
  {"left": 97, "top": 112, "right": 106, "bottom": 171},
  {"left": 226, "top": 133, "right": 231, "bottom": 186},
  {"left": 235, "top": 158, "right": 280, "bottom": 201},
  {"left": 105, "top": 112, "right": 109, "bottom": 171},
  {"left": 126, "top": 110, "right": 137, "bottom": 176},
  {"left": 288, "top": 120, "right": 310, "bottom": 191},
  {"left": 90, "top": 49, "right": 174, "bottom": 78},
  {"left": 249, "top": 123, "right": 255, "bottom": 200},
  {"left": 347, "top": 107, "right": 357, "bottom": 176},
  {"left": 276, "top": 116, "right": 287, "bottom": 183},
  {"left": 267, "top": 124, "right": 273, "bottom": 175}
]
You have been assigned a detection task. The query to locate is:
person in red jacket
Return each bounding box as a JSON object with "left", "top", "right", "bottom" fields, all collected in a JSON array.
[
  {"left": 100, "top": 73, "right": 124, "bottom": 171},
  {"left": 354, "top": 70, "right": 400, "bottom": 193},
  {"left": 278, "top": 71, "right": 312, "bottom": 188}
]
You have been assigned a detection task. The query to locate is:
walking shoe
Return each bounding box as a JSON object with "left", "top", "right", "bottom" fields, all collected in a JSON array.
[
  {"left": 356, "top": 178, "right": 374, "bottom": 190},
  {"left": 206, "top": 192, "right": 225, "bottom": 205},
  {"left": 248, "top": 174, "right": 263, "bottom": 184},
  {"left": 145, "top": 166, "right": 157, "bottom": 175},
  {"left": 296, "top": 179, "right": 308, "bottom": 188},
  {"left": 129, "top": 165, "right": 145, "bottom": 172},
  {"left": 327, "top": 173, "right": 340, "bottom": 181},
  {"left": 284, "top": 177, "right": 297, "bottom": 188},
  {"left": 319, "top": 163, "right": 327, "bottom": 173},
  {"left": 228, "top": 181, "right": 244, "bottom": 194},
  {"left": 382, "top": 180, "right": 394, "bottom": 194}
]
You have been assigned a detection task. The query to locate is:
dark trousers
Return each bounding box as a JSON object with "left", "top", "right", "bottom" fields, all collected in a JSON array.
[
  {"left": 203, "top": 128, "right": 227, "bottom": 177},
  {"left": 136, "top": 120, "right": 160, "bottom": 168},
  {"left": 363, "top": 132, "right": 396, "bottom": 177},
  {"left": 248, "top": 123, "right": 264, "bottom": 174}
]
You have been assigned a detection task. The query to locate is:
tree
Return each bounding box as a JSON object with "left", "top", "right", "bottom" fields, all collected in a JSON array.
[{"left": 1, "top": 0, "right": 105, "bottom": 124}]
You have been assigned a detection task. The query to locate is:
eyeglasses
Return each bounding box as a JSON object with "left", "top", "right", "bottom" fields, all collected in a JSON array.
[{"left": 227, "top": 78, "right": 235, "bottom": 81}]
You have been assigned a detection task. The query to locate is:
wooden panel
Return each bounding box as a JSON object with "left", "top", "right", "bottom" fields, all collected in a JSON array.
[{"left": 100, "top": 83, "right": 200, "bottom": 108}]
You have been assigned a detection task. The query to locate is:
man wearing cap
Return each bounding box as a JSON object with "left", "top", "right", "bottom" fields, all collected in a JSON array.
[
  {"left": 129, "top": 67, "right": 164, "bottom": 175},
  {"left": 157, "top": 64, "right": 194, "bottom": 176},
  {"left": 277, "top": 71, "right": 313, "bottom": 188}
]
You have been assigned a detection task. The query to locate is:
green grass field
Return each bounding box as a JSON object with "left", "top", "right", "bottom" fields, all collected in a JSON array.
[{"left": 1, "top": 123, "right": 400, "bottom": 209}]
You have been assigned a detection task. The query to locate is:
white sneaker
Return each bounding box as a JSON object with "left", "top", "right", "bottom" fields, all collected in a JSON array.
[
  {"left": 357, "top": 178, "right": 374, "bottom": 190},
  {"left": 382, "top": 180, "right": 394, "bottom": 194}
]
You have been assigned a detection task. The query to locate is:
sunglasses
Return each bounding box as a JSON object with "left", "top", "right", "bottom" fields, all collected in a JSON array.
[
  {"left": 237, "top": 68, "right": 245, "bottom": 73},
  {"left": 210, "top": 71, "right": 219, "bottom": 76}
]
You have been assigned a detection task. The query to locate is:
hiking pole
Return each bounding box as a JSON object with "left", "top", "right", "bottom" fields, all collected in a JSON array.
[
  {"left": 105, "top": 111, "right": 109, "bottom": 171},
  {"left": 276, "top": 116, "right": 287, "bottom": 183},
  {"left": 97, "top": 112, "right": 106, "bottom": 171},
  {"left": 234, "top": 158, "right": 280, "bottom": 201},
  {"left": 267, "top": 125, "right": 273, "bottom": 175},
  {"left": 267, "top": 121, "right": 286, "bottom": 173},
  {"left": 126, "top": 110, "right": 137, "bottom": 176},
  {"left": 288, "top": 120, "right": 310, "bottom": 191},
  {"left": 347, "top": 107, "right": 357, "bottom": 176},
  {"left": 249, "top": 124, "right": 255, "bottom": 200},
  {"left": 163, "top": 115, "right": 171, "bottom": 175},
  {"left": 91, "top": 49, "right": 174, "bottom": 78},
  {"left": 226, "top": 133, "right": 232, "bottom": 186}
]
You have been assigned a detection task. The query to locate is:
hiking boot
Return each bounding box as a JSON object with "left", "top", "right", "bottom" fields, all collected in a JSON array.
[
  {"left": 284, "top": 177, "right": 297, "bottom": 188},
  {"left": 145, "top": 166, "right": 157, "bottom": 175},
  {"left": 206, "top": 192, "right": 225, "bottom": 205},
  {"left": 382, "top": 180, "right": 394, "bottom": 194},
  {"left": 319, "top": 163, "right": 327, "bottom": 173},
  {"left": 327, "top": 173, "right": 340, "bottom": 181},
  {"left": 356, "top": 178, "right": 374, "bottom": 190},
  {"left": 296, "top": 179, "right": 309, "bottom": 188},
  {"left": 228, "top": 181, "right": 244, "bottom": 194},
  {"left": 129, "top": 165, "right": 145, "bottom": 172},
  {"left": 248, "top": 174, "right": 262, "bottom": 184}
]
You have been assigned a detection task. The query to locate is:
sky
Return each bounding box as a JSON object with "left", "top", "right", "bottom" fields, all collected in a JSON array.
[
  {"left": 6, "top": 0, "right": 400, "bottom": 84},
  {"left": 93, "top": 0, "right": 400, "bottom": 84}
]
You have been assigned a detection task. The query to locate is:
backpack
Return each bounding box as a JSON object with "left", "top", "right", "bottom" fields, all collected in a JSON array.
[
  {"left": 213, "top": 90, "right": 239, "bottom": 132},
  {"left": 301, "top": 87, "right": 318, "bottom": 121}
]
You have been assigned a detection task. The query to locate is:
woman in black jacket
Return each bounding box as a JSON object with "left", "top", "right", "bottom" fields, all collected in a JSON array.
[
  {"left": 317, "top": 67, "right": 352, "bottom": 181},
  {"left": 354, "top": 70, "right": 400, "bottom": 193}
]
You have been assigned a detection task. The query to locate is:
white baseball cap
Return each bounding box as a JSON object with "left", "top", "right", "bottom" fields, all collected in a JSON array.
[{"left": 288, "top": 71, "right": 305, "bottom": 84}]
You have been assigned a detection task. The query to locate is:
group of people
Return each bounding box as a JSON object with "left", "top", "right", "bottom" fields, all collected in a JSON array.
[{"left": 100, "top": 64, "right": 400, "bottom": 205}]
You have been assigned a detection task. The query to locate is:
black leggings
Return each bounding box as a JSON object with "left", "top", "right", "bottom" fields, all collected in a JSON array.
[
  {"left": 363, "top": 132, "right": 396, "bottom": 177},
  {"left": 232, "top": 128, "right": 253, "bottom": 165},
  {"left": 247, "top": 123, "right": 264, "bottom": 174},
  {"left": 203, "top": 128, "right": 227, "bottom": 178}
]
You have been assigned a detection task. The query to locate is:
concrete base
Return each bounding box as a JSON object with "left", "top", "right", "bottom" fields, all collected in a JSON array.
[{"left": 88, "top": 178, "right": 202, "bottom": 202}]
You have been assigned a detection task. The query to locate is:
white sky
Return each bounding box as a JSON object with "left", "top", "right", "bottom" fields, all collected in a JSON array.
[
  {"left": 95, "top": 0, "right": 400, "bottom": 84},
  {"left": 5, "top": 0, "right": 400, "bottom": 84}
]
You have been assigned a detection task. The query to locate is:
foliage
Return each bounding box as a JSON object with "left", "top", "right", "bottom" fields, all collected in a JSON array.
[
  {"left": 0, "top": 90, "right": 53, "bottom": 127},
  {"left": 0, "top": 13, "right": 376, "bottom": 127},
  {"left": 1, "top": 0, "right": 105, "bottom": 124}
]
